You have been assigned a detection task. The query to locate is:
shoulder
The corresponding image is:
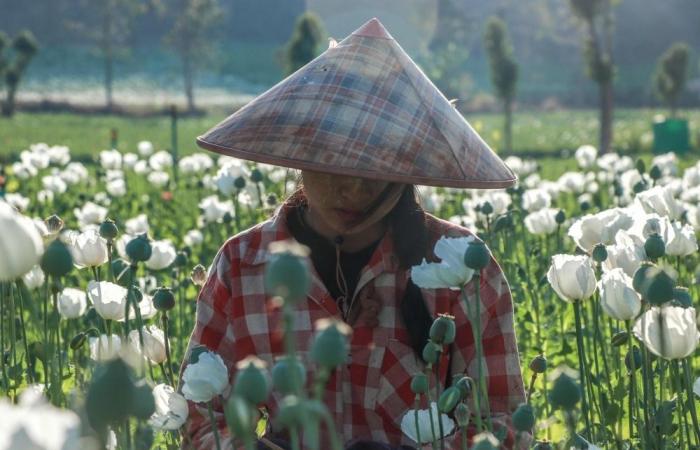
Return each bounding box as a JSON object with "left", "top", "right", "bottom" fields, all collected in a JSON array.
[{"left": 217, "top": 215, "right": 282, "bottom": 269}]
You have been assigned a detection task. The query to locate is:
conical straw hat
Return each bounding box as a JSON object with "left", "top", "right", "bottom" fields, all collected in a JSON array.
[{"left": 197, "top": 18, "right": 516, "bottom": 189}]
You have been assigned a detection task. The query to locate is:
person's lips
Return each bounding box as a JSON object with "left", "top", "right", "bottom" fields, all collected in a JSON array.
[{"left": 333, "top": 208, "right": 364, "bottom": 222}]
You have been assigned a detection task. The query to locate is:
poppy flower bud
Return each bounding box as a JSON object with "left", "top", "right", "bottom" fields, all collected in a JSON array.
[
  {"left": 234, "top": 357, "right": 270, "bottom": 405},
  {"left": 153, "top": 287, "right": 175, "bottom": 311},
  {"left": 40, "top": 239, "right": 73, "bottom": 277},
  {"left": 45, "top": 214, "right": 64, "bottom": 235},
  {"left": 99, "top": 218, "right": 118, "bottom": 241},
  {"left": 310, "top": 320, "right": 350, "bottom": 368},
  {"left": 529, "top": 354, "right": 547, "bottom": 374},
  {"left": 649, "top": 164, "right": 662, "bottom": 180},
  {"left": 644, "top": 233, "right": 665, "bottom": 260},
  {"left": 70, "top": 332, "right": 87, "bottom": 350},
  {"left": 511, "top": 403, "right": 535, "bottom": 432},
  {"left": 492, "top": 214, "right": 513, "bottom": 233},
  {"left": 251, "top": 169, "right": 264, "bottom": 183},
  {"left": 611, "top": 331, "right": 629, "bottom": 347},
  {"left": 554, "top": 209, "right": 566, "bottom": 224},
  {"left": 640, "top": 267, "right": 674, "bottom": 305},
  {"left": 549, "top": 371, "right": 581, "bottom": 410},
  {"left": 272, "top": 356, "right": 306, "bottom": 395},
  {"left": 429, "top": 314, "right": 456, "bottom": 345},
  {"left": 264, "top": 245, "right": 311, "bottom": 304},
  {"left": 625, "top": 346, "right": 642, "bottom": 371},
  {"left": 454, "top": 376, "right": 473, "bottom": 399},
  {"left": 422, "top": 342, "right": 440, "bottom": 365},
  {"left": 635, "top": 158, "right": 646, "bottom": 175},
  {"left": 126, "top": 234, "right": 152, "bottom": 263},
  {"left": 437, "top": 386, "right": 461, "bottom": 413},
  {"left": 410, "top": 373, "right": 429, "bottom": 394},
  {"left": 591, "top": 244, "right": 608, "bottom": 263},
  {"left": 463, "top": 240, "right": 490, "bottom": 271},
  {"left": 454, "top": 402, "right": 470, "bottom": 427},
  {"left": 632, "top": 262, "right": 656, "bottom": 293},
  {"left": 191, "top": 264, "right": 207, "bottom": 286}
]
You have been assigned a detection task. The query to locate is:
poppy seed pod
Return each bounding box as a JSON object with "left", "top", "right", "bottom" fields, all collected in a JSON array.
[
  {"left": 233, "top": 359, "right": 270, "bottom": 405},
  {"left": 632, "top": 262, "right": 656, "bottom": 293},
  {"left": 130, "top": 381, "right": 156, "bottom": 420},
  {"left": 311, "top": 322, "right": 349, "bottom": 368},
  {"left": 548, "top": 371, "right": 581, "bottom": 410},
  {"left": 635, "top": 158, "right": 646, "bottom": 175},
  {"left": 454, "top": 376, "right": 474, "bottom": 399},
  {"left": 649, "top": 165, "right": 662, "bottom": 180},
  {"left": 422, "top": 342, "right": 441, "bottom": 365},
  {"left": 591, "top": 244, "right": 608, "bottom": 263},
  {"left": 529, "top": 354, "right": 547, "bottom": 374},
  {"left": 625, "top": 346, "right": 642, "bottom": 371},
  {"left": 463, "top": 240, "right": 490, "bottom": 271},
  {"left": 471, "top": 432, "right": 500, "bottom": 450},
  {"left": 511, "top": 403, "right": 535, "bottom": 432},
  {"left": 153, "top": 287, "right": 175, "bottom": 311},
  {"left": 275, "top": 395, "right": 306, "bottom": 429},
  {"left": 174, "top": 251, "right": 188, "bottom": 268},
  {"left": 437, "top": 386, "right": 461, "bottom": 413},
  {"left": 611, "top": 331, "right": 629, "bottom": 347},
  {"left": 188, "top": 345, "right": 209, "bottom": 365},
  {"left": 454, "top": 402, "right": 470, "bottom": 427},
  {"left": 250, "top": 168, "right": 264, "bottom": 183},
  {"left": 481, "top": 201, "right": 494, "bottom": 215},
  {"left": 126, "top": 234, "right": 152, "bottom": 263},
  {"left": 429, "top": 314, "right": 456, "bottom": 345},
  {"left": 644, "top": 233, "right": 666, "bottom": 260},
  {"left": 639, "top": 267, "right": 675, "bottom": 305},
  {"left": 410, "top": 373, "right": 429, "bottom": 394},
  {"left": 40, "top": 239, "right": 73, "bottom": 278},
  {"left": 492, "top": 213, "right": 513, "bottom": 233},
  {"left": 673, "top": 287, "right": 692, "bottom": 308},
  {"left": 99, "top": 219, "right": 118, "bottom": 241},
  {"left": 112, "top": 258, "right": 132, "bottom": 287},
  {"left": 264, "top": 251, "right": 311, "bottom": 304},
  {"left": 70, "top": 332, "right": 87, "bottom": 350},
  {"left": 554, "top": 209, "right": 566, "bottom": 225},
  {"left": 272, "top": 356, "right": 306, "bottom": 395},
  {"left": 234, "top": 176, "right": 246, "bottom": 189},
  {"left": 224, "top": 395, "right": 255, "bottom": 439}
]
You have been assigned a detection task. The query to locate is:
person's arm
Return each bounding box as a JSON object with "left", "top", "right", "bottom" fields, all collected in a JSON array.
[
  {"left": 443, "top": 254, "right": 530, "bottom": 450},
  {"left": 179, "top": 244, "right": 239, "bottom": 449}
]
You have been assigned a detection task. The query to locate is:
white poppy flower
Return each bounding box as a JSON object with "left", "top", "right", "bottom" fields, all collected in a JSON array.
[
  {"left": 129, "top": 325, "right": 167, "bottom": 364},
  {"left": 88, "top": 334, "right": 122, "bottom": 361},
  {"left": 400, "top": 402, "right": 455, "bottom": 444},
  {"left": 547, "top": 255, "right": 597, "bottom": 302},
  {"left": 125, "top": 214, "right": 149, "bottom": 235},
  {"left": 184, "top": 229, "right": 204, "bottom": 247},
  {"left": 74, "top": 201, "right": 108, "bottom": 229},
  {"left": 57, "top": 288, "right": 88, "bottom": 319},
  {"left": 181, "top": 351, "right": 229, "bottom": 403},
  {"left": 100, "top": 149, "right": 122, "bottom": 170},
  {"left": 411, "top": 235, "right": 477, "bottom": 290},
  {"left": 524, "top": 208, "right": 559, "bottom": 235},
  {"left": 633, "top": 306, "right": 700, "bottom": 360},
  {"left": 87, "top": 281, "right": 128, "bottom": 321},
  {"left": 148, "top": 150, "right": 173, "bottom": 171},
  {"left": 145, "top": 240, "right": 177, "bottom": 270},
  {"left": 666, "top": 221, "right": 698, "bottom": 256},
  {"left": 0, "top": 202, "right": 44, "bottom": 282},
  {"left": 575, "top": 145, "right": 597, "bottom": 169},
  {"left": 597, "top": 268, "right": 641, "bottom": 321},
  {"left": 22, "top": 265, "right": 45, "bottom": 290},
  {"left": 68, "top": 229, "right": 109, "bottom": 268},
  {"left": 149, "top": 384, "right": 189, "bottom": 430}
]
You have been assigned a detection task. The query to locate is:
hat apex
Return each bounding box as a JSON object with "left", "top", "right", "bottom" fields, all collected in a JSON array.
[{"left": 352, "top": 18, "right": 394, "bottom": 39}]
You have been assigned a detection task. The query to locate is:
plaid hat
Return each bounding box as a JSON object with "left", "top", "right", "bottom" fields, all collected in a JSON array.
[{"left": 197, "top": 18, "right": 516, "bottom": 189}]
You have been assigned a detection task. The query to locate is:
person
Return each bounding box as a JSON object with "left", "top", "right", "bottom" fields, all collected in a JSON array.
[{"left": 181, "top": 18, "right": 526, "bottom": 450}]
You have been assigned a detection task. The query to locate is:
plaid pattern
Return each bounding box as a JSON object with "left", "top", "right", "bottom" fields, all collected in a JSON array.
[
  {"left": 197, "top": 18, "right": 516, "bottom": 189},
  {"left": 180, "top": 199, "right": 527, "bottom": 449}
]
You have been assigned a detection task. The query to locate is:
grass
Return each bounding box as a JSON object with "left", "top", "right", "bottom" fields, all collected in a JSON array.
[{"left": 1, "top": 108, "right": 699, "bottom": 166}]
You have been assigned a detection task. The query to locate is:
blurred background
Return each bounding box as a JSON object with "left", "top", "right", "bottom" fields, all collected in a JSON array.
[{"left": 1, "top": 0, "right": 699, "bottom": 162}]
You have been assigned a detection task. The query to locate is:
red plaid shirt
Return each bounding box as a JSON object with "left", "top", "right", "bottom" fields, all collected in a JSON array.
[{"left": 181, "top": 200, "right": 527, "bottom": 449}]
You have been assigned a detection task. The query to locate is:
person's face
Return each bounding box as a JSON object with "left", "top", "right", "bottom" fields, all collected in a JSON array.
[{"left": 301, "top": 170, "right": 391, "bottom": 233}]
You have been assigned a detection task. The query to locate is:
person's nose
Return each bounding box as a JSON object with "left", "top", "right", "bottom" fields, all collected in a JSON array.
[{"left": 337, "top": 178, "right": 366, "bottom": 203}]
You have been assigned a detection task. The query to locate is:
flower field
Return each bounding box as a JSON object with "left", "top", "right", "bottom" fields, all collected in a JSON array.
[{"left": 2, "top": 139, "right": 700, "bottom": 449}]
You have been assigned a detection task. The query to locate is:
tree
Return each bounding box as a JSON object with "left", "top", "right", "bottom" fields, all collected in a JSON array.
[
  {"left": 483, "top": 17, "right": 518, "bottom": 153},
  {"left": 66, "top": 0, "right": 145, "bottom": 111},
  {"left": 653, "top": 42, "right": 690, "bottom": 118},
  {"left": 165, "top": 0, "right": 223, "bottom": 113},
  {"left": 283, "top": 12, "right": 325, "bottom": 76},
  {"left": 0, "top": 30, "right": 39, "bottom": 117},
  {"left": 569, "top": 0, "right": 617, "bottom": 154}
]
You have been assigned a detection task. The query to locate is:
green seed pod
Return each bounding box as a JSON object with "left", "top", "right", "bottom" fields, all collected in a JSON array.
[
  {"left": 310, "top": 323, "right": 349, "bottom": 368},
  {"left": 554, "top": 210, "right": 566, "bottom": 224},
  {"left": 86, "top": 358, "right": 136, "bottom": 432},
  {"left": 130, "top": 380, "right": 156, "bottom": 420},
  {"left": 644, "top": 233, "right": 666, "bottom": 260},
  {"left": 224, "top": 395, "right": 255, "bottom": 438},
  {"left": 112, "top": 258, "right": 132, "bottom": 287},
  {"left": 625, "top": 346, "right": 642, "bottom": 372},
  {"left": 99, "top": 218, "right": 118, "bottom": 241},
  {"left": 511, "top": 403, "right": 535, "bottom": 432},
  {"left": 152, "top": 287, "right": 176, "bottom": 311},
  {"left": 549, "top": 371, "right": 581, "bottom": 411},
  {"left": 126, "top": 234, "right": 152, "bottom": 263},
  {"left": 233, "top": 360, "right": 270, "bottom": 405},
  {"left": 471, "top": 432, "right": 500, "bottom": 450},
  {"left": 223, "top": 212, "right": 233, "bottom": 224},
  {"left": 40, "top": 239, "right": 73, "bottom": 277},
  {"left": 70, "top": 332, "right": 87, "bottom": 350},
  {"left": 463, "top": 241, "right": 490, "bottom": 271},
  {"left": 649, "top": 165, "right": 662, "bottom": 180},
  {"left": 454, "top": 376, "right": 474, "bottom": 399},
  {"left": 635, "top": 158, "right": 646, "bottom": 175},
  {"left": 234, "top": 176, "right": 246, "bottom": 189},
  {"left": 591, "top": 244, "right": 608, "bottom": 263},
  {"left": 481, "top": 201, "right": 494, "bottom": 215},
  {"left": 410, "top": 373, "right": 428, "bottom": 395},
  {"left": 611, "top": 331, "right": 629, "bottom": 347},
  {"left": 580, "top": 200, "right": 591, "bottom": 212},
  {"left": 454, "top": 402, "right": 470, "bottom": 427},
  {"left": 250, "top": 168, "right": 264, "bottom": 183},
  {"left": 174, "top": 251, "right": 188, "bottom": 268},
  {"left": 429, "top": 314, "right": 456, "bottom": 345},
  {"left": 437, "top": 386, "right": 461, "bottom": 413},
  {"left": 640, "top": 267, "right": 675, "bottom": 306},
  {"left": 264, "top": 252, "right": 311, "bottom": 305},
  {"left": 189, "top": 345, "right": 209, "bottom": 365},
  {"left": 272, "top": 356, "right": 306, "bottom": 395},
  {"left": 673, "top": 287, "right": 692, "bottom": 308},
  {"left": 528, "top": 354, "right": 547, "bottom": 374},
  {"left": 422, "top": 342, "right": 441, "bottom": 365},
  {"left": 492, "top": 214, "right": 513, "bottom": 233},
  {"left": 633, "top": 262, "right": 656, "bottom": 293},
  {"left": 275, "top": 395, "right": 306, "bottom": 429}
]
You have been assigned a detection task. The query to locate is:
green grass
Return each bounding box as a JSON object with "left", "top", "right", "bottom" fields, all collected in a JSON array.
[{"left": 1, "top": 108, "right": 699, "bottom": 164}]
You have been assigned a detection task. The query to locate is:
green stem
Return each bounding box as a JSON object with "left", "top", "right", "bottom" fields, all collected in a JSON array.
[
  {"left": 424, "top": 365, "right": 439, "bottom": 450},
  {"left": 207, "top": 401, "right": 222, "bottom": 450},
  {"left": 682, "top": 359, "right": 700, "bottom": 444},
  {"left": 414, "top": 395, "right": 422, "bottom": 446},
  {"left": 14, "top": 281, "right": 33, "bottom": 384},
  {"left": 573, "top": 300, "right": 592, "bottom": 437},
  {"left": 0, "top": 283, "right": 8, "bottom": 394}
]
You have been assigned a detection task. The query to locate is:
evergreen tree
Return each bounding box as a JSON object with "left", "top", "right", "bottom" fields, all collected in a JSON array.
[
  {"left": 0, "top": 30, "right": 38, "bottom": 117},
  {"left": 653, "top": 42, "right": 690, "bottom": 118},
  {"left": 484, "top": 17, "right": 518, "bottom": 153},
  {"left": 283, "top": 12, "right": 325, "bottom": 76}
]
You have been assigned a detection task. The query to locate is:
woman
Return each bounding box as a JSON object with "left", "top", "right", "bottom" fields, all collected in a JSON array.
[{"left": 182, "top": 18, "right": 526, "bottom": 449}]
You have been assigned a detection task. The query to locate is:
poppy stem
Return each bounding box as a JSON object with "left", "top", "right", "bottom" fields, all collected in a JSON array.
[
  {"left": 572, "top": 300, "right": 592, "bottom": 438},
  {"left": 207, "top": 400, "right": 222, "bottom": 450}
]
